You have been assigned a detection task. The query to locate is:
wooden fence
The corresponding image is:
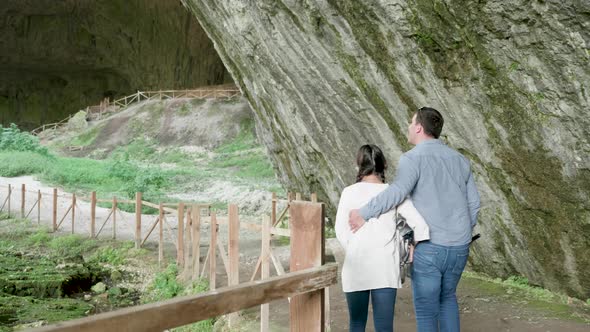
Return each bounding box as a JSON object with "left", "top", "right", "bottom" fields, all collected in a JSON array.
[
  {"left": 0, "top": 183, "right": 333, "bottom": 331},
  {"left": 31, "top": 85, "right": 242, "bottom": 136}
]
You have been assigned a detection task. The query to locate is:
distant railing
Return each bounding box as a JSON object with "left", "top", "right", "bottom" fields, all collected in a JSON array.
[{"left": 31, "top": 85, "right": 242, "bottom": 136}]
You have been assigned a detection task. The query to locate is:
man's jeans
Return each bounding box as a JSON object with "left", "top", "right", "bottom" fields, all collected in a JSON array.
[{"left": 411, "top": 241, "right": 470, "bottom": 332}]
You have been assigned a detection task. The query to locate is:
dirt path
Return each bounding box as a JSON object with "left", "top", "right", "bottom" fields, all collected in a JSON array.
[{"left": 1, "top": 176, "right": 589, "bottom": 331}]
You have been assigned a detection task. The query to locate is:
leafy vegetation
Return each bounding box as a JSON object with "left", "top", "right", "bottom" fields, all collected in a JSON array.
[
  {"left": 0, "top": 124, "right": 49, "bottom": 155},
  {"left": 142, "top": 264, "right": 214, "bottom": 331}
]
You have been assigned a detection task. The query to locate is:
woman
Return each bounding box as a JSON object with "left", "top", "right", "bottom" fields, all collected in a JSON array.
[{"left": 335, "top": 144, "right": 429, "bottom": 332}]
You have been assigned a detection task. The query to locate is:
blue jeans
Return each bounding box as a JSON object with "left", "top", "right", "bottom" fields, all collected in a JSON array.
[
  {"left": 411, "top": 241, "right": 470, "bottom": 332},
  {"left": 345, "top": 288, "right": 397, "bottom": 332}
]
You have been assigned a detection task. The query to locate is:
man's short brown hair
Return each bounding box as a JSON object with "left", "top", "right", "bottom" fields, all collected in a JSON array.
[{"left": 416, "top": 107, "right": 444, "bottom": 138}]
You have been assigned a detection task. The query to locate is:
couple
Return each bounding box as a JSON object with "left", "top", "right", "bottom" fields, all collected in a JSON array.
[{"left": 335, "top": 107, "right": 481, "bottom": 332}]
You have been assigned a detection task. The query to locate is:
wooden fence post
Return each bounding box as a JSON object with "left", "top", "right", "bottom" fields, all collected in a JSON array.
[
  {"left": 209, "top": 211, "right": 217, "bottom": 290},
  {"left": 52, "top": 188, "right": 57, "bottom": 231},
  {"left": 112, "top": 196, "right": 117, "bottom": 239},
  {"left": 295, "top": 192, "right": 302, "bottom": 201},
  {"left": 289, "top": 201, "right": 325, "bottom": 332},
  {"left": 159, "top": 203, "right": 164, "bottom": 266},
  {"left": 271, "top": 193, "right": 277, "bottom": 228},
  {"left": 260, "top": 215, "right": 271, "bottom": 332},
  {"left": 177, "top": 203, "right": 185, "bottom": 266},
  {"left": 183, "top": 208, "right": 193, "bottom": 279},
  {"left": 192, "top": 204, "right": 201, "bottom": 280},
  {"left": 228, "top": 203, "right": 240, "bottom": 326},
  {"left": 21, "top": 184, "right": 25, "bottom": 218},
  {"left": 135, "top": 192, "right": 142, "bottom": 249},
  {"left": 309, "top": 193, "right": 327, "bottom": 329},
  {"left": 90, "top": 192, "right": 96, "bottom": 238},
  {"left": 71, "top": 193, "right": 76, "bottom": 234}
]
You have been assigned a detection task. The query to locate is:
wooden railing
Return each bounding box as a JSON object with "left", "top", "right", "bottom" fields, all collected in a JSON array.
[
  {"left": 30, "top": 85, "right": 242, "bottom": 136},
  {"left": 111, "top": 88, "right": 241, "bottom": 109},
  {"left": 15, "top": 195, "right": 335, "bottom": 332},
  {"left": 30, "top": 114, "right": 75, "bottom": 136}
]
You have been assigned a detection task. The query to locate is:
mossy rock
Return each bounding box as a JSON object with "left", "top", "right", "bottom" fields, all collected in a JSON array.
[{"left": 0, "top": 252, "right": 94, "bottom": 298}]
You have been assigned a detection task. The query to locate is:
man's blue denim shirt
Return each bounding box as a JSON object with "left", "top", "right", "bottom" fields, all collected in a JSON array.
[{"left": 359, "top": 139, "right": 480, "bottom": 246}]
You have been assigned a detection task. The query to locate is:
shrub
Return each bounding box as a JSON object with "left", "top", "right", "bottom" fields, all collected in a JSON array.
[{"left": 0, "top": 124, "right": 49, "bottom": 155}]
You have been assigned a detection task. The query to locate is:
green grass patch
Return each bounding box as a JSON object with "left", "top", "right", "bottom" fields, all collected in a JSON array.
[
  {"left": 211, "top": 152, "right": 275, "bottom": 180},
  {"left": 214, "top": 119, "right": 258, "bottom": 154},
  {"left": 142, "top": 264, "right": 213, "bottom": 331},
  {"left": 0, "top": 152, "right": 51, "bottom": 177},
  {"left": 70, "top": 125, "right": 102, "bottom": 147}
]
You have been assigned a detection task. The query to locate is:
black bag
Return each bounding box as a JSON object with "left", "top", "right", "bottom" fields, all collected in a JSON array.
[{"left": 395, "top": 209, "right": 414, "bottom": 284}]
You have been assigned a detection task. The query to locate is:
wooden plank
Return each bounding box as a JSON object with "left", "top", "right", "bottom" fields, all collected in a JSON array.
[
  {"left": 228, "top": 204, "right": 239, "bottom": 285},
  {"left": 271, "top": 193, "right": 277, "bottom": 227},
  {"left": 274, "top": 206, "right": 289, "bottom": 227},
  {"left": 182, "top": 209, "right": 193, "bottom": 280},
  {"left": 217, "top": 240, "right": 230, "bottom": 277},
  {"left": 177, "top": 203, "right": 184, "bottom": 266},
  {"left": 37, "top": 190, "right": 41, "bottom": 224},
  {"left": 142, "top": 201, "right": 177, "bottom": 214},
  {"left": 112, "top": 197, "right": 117, "bottom": 239},
  {"left": 159, "top": 203, "right": 164, "bottom": 266},
  {"left": 142, "top": 216, "right": 160, "bottom": 245},
  {"left": 250, "top": 256, "right": 262, "bottom": 282},
  {"left": 90, "top": 192, "right": 96, "bottom": 238},
  {"left": 261, "top": 215, "right": 271, "bottom": 332},
  {"left": 289, "top": 201, "right": 325, "bottom": 332},
  {"left": 30, "top": 264, "right": 338, "bottom": 332},
  {"left": 56, "top": 204, "right": 72, "bottom": 231},
  {"left": 25, "top": 196, "right": 39, "bottom": 219},
  {"left": 270, "top": 250, "right": 285, "bottom": 276},
  {"left": 311, "top": 193, "right": 317, "bottom": 203},
  {"left": 191, "top": 204, "right": 201, "bottom": 280},
  {"left": 135, "top": 192, "right": 141, "bottom": 248},
  {"left": 52, "top": 188, "right": 57, "bottom": 231},
  {"left": 95, "top": 209, "right": 114, "bottom": 238},
  {"left": 209, "top": 212, "right": 218, "bottom": 290},
  {"left": 71, "top": 194, "right": 76, "bottom": 234},
  {"left": 271, "top": 227, "right": 290, "bottom": 237},
  {"left": 21, "top": 184, "right": 25, "bottom": 218}
]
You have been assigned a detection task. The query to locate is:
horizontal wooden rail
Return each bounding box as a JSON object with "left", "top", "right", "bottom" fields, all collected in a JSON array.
[{"left": 31, "top": 263, "right": 338, "bottom": 332}]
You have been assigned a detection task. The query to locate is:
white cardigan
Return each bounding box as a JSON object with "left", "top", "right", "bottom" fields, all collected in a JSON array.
[{"left": 335, "top": 182, "right": 429, "bottom": 292}]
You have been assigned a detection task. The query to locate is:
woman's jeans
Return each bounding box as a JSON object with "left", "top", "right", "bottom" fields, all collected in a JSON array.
[
  {"left": 411, "top": 241, "right": 470, "bottom": 332},
  {"left": 345, "top": 287, "right": 397, "bottom": 332}
]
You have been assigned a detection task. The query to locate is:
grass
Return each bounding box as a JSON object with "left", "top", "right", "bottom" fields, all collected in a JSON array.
[
  {"left": 141, "top": 264, "right": 214, "bottom": 331},
  {"left": 70, "top": 125, "right": 103, "bottom": 147}
]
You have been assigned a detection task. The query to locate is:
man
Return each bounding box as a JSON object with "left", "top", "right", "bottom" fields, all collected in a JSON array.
[{"left": 349, "top": 107, "right": 480, "bottom": 332}]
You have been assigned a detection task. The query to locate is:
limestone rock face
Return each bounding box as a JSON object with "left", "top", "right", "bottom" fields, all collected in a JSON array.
[
  {"left": 185, "top": 0, "right": 590, "bottom": 298},
  {"left": 0, "top": 0, "right": 231, "bottom": 129}
]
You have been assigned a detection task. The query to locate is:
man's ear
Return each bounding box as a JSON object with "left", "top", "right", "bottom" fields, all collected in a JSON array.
[{"left": 415, "top": 123, "right": 423, "bottom": 134}]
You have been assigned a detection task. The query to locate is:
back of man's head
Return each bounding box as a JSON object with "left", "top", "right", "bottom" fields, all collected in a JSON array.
[{"left": 416, "top": 107, "right": 444, "bottom": 139}]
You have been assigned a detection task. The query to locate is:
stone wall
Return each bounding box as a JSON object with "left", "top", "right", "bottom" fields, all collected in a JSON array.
[{"left": 184, "top": 0, "right": 590, "bottom": 298}]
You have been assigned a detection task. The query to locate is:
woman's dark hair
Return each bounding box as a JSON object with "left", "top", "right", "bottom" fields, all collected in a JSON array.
[
  {"left": 415, "top": 107, "right": 444, "bottom": 138},
  {"left": 356, "top": 144, "right": 387, "bottom": 183}
]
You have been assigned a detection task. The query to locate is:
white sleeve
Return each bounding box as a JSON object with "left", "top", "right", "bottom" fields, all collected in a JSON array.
[
  {"left": 398, "top": 198, "right": 430, "bottom": 242},
  {"left": 335, "top": 188, "right": 351, "bottom": 249}
]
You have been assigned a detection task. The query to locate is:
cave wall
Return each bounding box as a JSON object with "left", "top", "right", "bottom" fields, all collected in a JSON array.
[
  {"left": 183, "top": 0, "right": 590, "bottom": 298},
  {"left": 0, "top": 0, "right": 231, "bottom": 129}
]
